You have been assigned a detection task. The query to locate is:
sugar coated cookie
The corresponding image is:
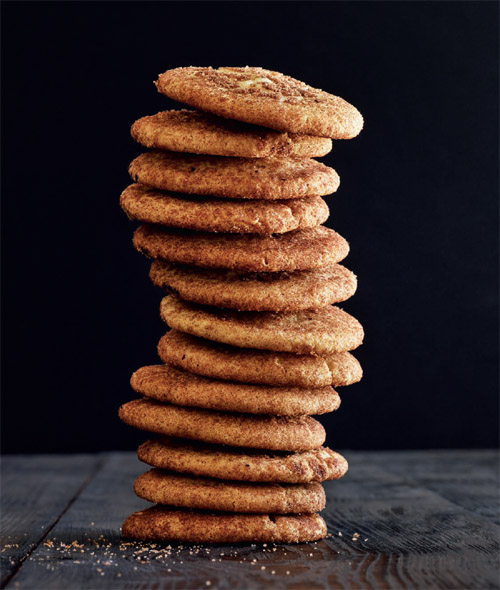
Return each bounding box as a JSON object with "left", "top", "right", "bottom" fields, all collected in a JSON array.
[
  {"left": 158, "top": 331, "right": 362, "bottom": 387},
  {"left": 160, "top": 295, "right": 364, "bottom": 355},
  {"left": 134, "top": 469, "right": 325, "bottom": 513},
  {"left": 128, "top": 151, "right": 339, "bottom": 200},
  {"left": 150, "top": 260, "right": 356, "bottom": 311},
  {"left": 133, "top": 224, "right": 349, "bottom": 272},
  {"left": 155, "top": 66, "right": 363, "bottom": 139},
  {"left": 131, "top": 109, "right": 332, "bottom": 158},
  {"left": 138, "top": 438, "right": 348, "bottom": 483},
  {"left": 130, "top": 364, "right": 339, "bottom": 416},
  {"left": 119, "top": 399, "right": 326, "bottom": 451},
  {"left": 122, "top": 506, "right": 327, "bottom": 543},
  {"left": 121, "top": 184, "right": 328, "bottom": 234}
]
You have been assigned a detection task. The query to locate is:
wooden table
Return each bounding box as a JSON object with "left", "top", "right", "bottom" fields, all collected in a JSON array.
[{"left": 1, "top": 450, "right": 498, "bottom": 589}]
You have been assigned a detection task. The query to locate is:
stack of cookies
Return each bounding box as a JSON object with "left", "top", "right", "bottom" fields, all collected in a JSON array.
[{"left": 119, "top": 67, "right": 363, "bottom": 544}]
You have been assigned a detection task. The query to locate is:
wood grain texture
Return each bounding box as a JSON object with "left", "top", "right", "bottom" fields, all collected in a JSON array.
[
  {"left": 321, "top": 452, "right": 500, "bottom": 590},
  {"left": 375, "top": 449, "right": 500, "bottom": 525},
  {"left": 0, "top": 455, "right": 101, "bottom": 588},
  {"left": 2, "top": 451, "right": 499, "bottom": 590}
]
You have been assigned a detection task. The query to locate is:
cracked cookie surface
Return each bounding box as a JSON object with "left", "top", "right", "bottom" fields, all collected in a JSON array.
[
  {"left": 119, "top": 398, "right": 326, "bottom": 451},
  {"left": 128, "top": 151, "right": 339, "bottom": 200},
  {"left": 155, "top": 66, "right": 363, "bottom": 139},
  {"left": 131, "top": 109, "right": 332, "bottom": 157},
  {"left": 121, "top": 183, "right": 328, "bottom": 234},
  {"left": 130, "top": 364, "right": 340, "bottom": 416},
  {"left": 158, "top": 330, "right": 363, "bottom": 387},
  {"left": 160, "top": 295, "right": 364, "bottom": 355},
  {"left": 133, "top": 224, "right": 349, "bottom": 272},
  {"left": 138, "top": 438, "right": 348, "bottom": 483},
  {"left": 149, "top": 260, "right": 356, "bottom": 311},
  {"left": 133, "top": 468, "right": 325, "bottom": 513},
  {"left": 122, "top": 506, "right": 327, "bottom": 543}
]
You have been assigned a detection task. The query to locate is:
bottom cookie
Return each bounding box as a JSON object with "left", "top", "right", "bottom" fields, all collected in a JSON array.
[{"left": 122, "top": 505, "right": 327, "bottom": 543}]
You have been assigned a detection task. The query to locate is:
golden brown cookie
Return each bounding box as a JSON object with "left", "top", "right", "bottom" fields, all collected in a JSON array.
[
  {"left": 120, "top": 184, "right": 329, "bottom": 234},
  {"left": 119, "top": 399, "right": 325, "bottom": 451},
  {"left": 138, "top": 438, "right": 348, "bottom": 483},
  {"left": 150, "top": 261, "right": 356, "bottom": 311},
  {"left": 128, "top": 151, "right": 339, "bottom": 200},
  {"left": 134, "top": 469, "right": 325, "bottom": 514},
  {"left": 130, "top": 364, "right": 339, "bottom": 416},
  {"left": 133, "top": 225, "right": 349, "bottom": 272},
  {"left": 158, "top": 331, "right": 363, "bottom": 387},
  {"left": 155, "top": 66, "right": 363, "bottom": 139},
  {"left": 130, "top": 109, "right": 332, "bottom": 158},
  {"left": 122, "top": 506, "right": 327, "bottom": 543},
  {"left": 160, "top": 295, "right": 364, "bottom": 355}
]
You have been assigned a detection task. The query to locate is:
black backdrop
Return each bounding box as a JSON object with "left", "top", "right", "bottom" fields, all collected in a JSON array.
[{"left": 1, "top": 1, "right": 498, "bottom": 454}]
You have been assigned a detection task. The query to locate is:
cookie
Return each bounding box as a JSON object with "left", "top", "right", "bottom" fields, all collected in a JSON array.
[
  {"left": 130, "top": 109, "right": 332, "bottom": 158},
  {"left": 134, "top": 469, "right": 325, "bottom": 514},
  {"left": 155, "top": 66, "right": 363, "bottom": 139},
  {"left": 119, "top": 399, "right": 325, "bottom": 451},
  {"left": 158, "top": 331, "right": 363, "bottom": 387},
  {"left": 128, "top": 151, "right": 339, "bottom": 200},
  {"left": 138, "top": 438, "right": 348, "bottom": 483},
  {"left": 150, "top": 261, "right": 356, "bottom": 311},
  {"left": 133, "top": 225, "right": 349, "bottom": 272},
  {"left": 160, "top": 295, "right": 364, "bottom": 355},
  {"left": 130, "top": 364, "right": 340, "bottom": 416},
  {"left": 120, "top": 184, "right": 329, "bottom": 234},
  {"left": 122, "top": 506, "right": 327, "bottom": 543}
]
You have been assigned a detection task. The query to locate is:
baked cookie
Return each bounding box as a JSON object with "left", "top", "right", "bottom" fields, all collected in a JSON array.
[
  {"left": 134, "top": 469, "right": 325, "bottom": 514},
  {"left": 131, "top": 109, "right": 332, "bottom": 158},
  {"left": 119, "top": 399, "right": 325, "bottom": 451},
  {"left": 155, "top": 66, "right": 363, "bottom": 139},
  {"left": 122, "top": 506, "right": 327, "bottom": 543},
  {"left": 133, "top": 225, "right": 349, "bottom": 272},
  {"left": 138, "top": 438, "right": 348, "bottom": 483},
  {"left": 130, "top": 364, "right": 340, "bottom": 416},
  {"left": 160, "top": 295, "right": 364, "bottom": 355},
  {"left": 120, "top": 184, "right": 329, "bottom": 234},
  {"left": 128, "top": 151, "right": 339, "bottom": 200},
  {"left": 150, "top": 261, "right": 356, "bottom": 311},
  {"left": 158, "top": 331, "right": 363, "bottom": 387}
]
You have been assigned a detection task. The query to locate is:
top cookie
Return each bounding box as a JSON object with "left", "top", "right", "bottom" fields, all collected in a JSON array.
[
  {"left": 155, "top": 67, "right": 363, "bottom": 139},
  {"left": 131, "top": 109, "right": 332, "bottom": 158}
]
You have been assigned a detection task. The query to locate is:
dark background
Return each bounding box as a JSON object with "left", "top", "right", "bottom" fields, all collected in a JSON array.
[{"left": 1, "top": 1, "right": 498, "bottom": 453}]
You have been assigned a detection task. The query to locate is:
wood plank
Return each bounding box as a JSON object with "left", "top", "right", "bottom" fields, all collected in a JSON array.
[
  {"left": 4, "top": 450, "right": 499, "bottom": 589},
  {"left": 0, "top": 454, "right": 101, "bottom": 588},
  {"left": 365, "top": 449, "right": 500, "bottom": 524},
  {"left": 321, "top": 453, "right": 500, "bottom": 589}
]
